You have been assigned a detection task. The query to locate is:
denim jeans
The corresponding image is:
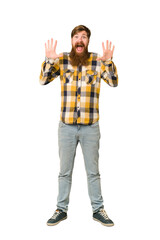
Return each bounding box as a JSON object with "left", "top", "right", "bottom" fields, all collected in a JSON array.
[{"left": 57, "top": 120, "right": 104, "bottom": 213}]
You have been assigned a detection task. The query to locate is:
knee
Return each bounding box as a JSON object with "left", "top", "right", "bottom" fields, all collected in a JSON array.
[
  {"left": 87, "top": 172, "right": 100, "bottom": 182},
  {"left": 58, "top": 171, "right": 72, "bottom": 182}
]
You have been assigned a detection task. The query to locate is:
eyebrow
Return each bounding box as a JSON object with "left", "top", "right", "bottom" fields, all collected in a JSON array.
[{"left": 74, "top": 34, "right": 87, "bottom": 36}]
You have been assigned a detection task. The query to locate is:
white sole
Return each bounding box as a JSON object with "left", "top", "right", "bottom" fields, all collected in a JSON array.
[
  {"left": 47, "top": 216, "right": 67, "bottom": 226},
  {"left": 93, "top": 217, "right": 114, "bottom": 227}
]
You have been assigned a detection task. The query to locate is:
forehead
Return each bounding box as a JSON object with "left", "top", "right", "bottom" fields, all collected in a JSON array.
[{"left": 73, "top": 30, "right": 87, "bottom": 36}]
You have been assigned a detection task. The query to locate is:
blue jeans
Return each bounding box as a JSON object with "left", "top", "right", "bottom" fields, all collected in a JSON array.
[{"left": 57, "top": 120, "right": 104, "bottom": 213}]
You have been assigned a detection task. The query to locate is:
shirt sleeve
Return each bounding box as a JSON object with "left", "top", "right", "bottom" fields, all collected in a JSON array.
[
  {"left": 100, "top": 60, "right": 118, "bottom": 87},
  {"left": 39, "top": 57, "right": 60, "bottom": 85}
]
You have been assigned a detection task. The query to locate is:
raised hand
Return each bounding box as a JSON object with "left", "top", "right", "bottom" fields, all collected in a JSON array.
[
  {"left": 97, "top": 40, "right": 115, "bottom": 61},
  {"left": 45, "top": 38, "right": 62, "bottom": 60}
]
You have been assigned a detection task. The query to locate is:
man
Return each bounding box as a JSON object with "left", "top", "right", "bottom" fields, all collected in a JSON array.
[{"left": 39, "top": 25, "right": 118, "bottom": 226}]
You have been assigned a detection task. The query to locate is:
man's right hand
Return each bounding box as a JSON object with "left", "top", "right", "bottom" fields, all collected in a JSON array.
[{"left": 45, "top": 38, "right": 62, "bottom": 60}]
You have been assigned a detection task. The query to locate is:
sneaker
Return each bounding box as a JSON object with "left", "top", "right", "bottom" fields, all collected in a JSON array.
[
  {"left": 47, "top": 209, "right": 67, "bottom": 226},
  {"left": 93, "top": 209, "right": 114, "bottom": 226}
]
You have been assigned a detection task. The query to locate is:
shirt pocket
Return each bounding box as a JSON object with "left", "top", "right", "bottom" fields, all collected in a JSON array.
[
  {"left": 62, "top": 69, "right": 74, "bottom": 84},
  {"left": 85, "top": 70, "right": 98, "bottom": 85}
]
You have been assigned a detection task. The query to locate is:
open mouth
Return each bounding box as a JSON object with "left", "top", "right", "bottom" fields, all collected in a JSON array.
[{"left": 75, "top": 43, "right": 85, "bottom": 53}]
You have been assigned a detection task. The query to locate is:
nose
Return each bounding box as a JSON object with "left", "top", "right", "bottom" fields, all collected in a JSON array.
[{"left": 77, "top": 36, "right": 83, "bottom": 41}]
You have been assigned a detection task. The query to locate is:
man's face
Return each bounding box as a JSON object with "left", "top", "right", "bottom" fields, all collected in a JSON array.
[{"left": 71, "top": 30, "right": 89, "bottom": 55}]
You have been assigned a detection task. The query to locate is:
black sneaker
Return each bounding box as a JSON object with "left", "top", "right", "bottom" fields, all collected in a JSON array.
[
  {"left": 93, "top": 209, "right": 114, "bottom": 226},
  {"left": 47, "top": 209, "right": 67, "bottom": 226}
]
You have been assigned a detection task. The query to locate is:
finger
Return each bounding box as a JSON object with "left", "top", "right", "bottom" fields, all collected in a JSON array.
[
  {"left": 47, "top": 39, "right": 50, "bottom": 49},
  {"left": 53, "top": 40, "right": 57, "bottom": 52},
  {"left": 106, "top": 40, "right": 109, "bottom": 50},
  {"left": 51, "top": 38, "right": 53, "bottom": 48},
  {"left": 112, "top": 45, "right": 115, "bottom": 54},
  {"left": 45, "top": 43, "right": 47, "bottom": 55},
  {"left": 57, "top": 53, "right": 63, "bottom": 58},
  {"left": 109, "top": 41, "right": 112, "bottom": 50},
  {"left": 102, "top": 42, "right": 105, "bottom": 52},
  {"left": 96, "top": 57, "right": 101, "bottom": 61}
]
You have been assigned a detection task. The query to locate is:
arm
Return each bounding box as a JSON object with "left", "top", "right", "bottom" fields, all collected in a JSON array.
[
  {"left": 39, "top": 38, "right": 62, "bottom": 85},
  {"left": 97, "top": 40, "right": 118, "bottom": 87},
  {"left": 101, "top": 59, "right": 118, "bottom": 87},
  {"left": 39, "top": 57, "right": 60, "bottom": 85}
]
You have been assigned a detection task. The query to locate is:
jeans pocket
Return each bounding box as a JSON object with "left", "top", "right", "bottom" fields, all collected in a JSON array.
[
  {"left": 90, "top": 121, "right": 99, "bottom": 128},
  {"left": 59, "top": 121, "right": 66, "bottom": 128}
]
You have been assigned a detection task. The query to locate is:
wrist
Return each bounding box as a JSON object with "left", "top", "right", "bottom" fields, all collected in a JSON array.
[
  {"left": 45, "top": 57, "right": 55, "bottom": 64},
  {"left": 102, "top": 58, "right": 113, "bottom": 66},
  {"left": 105, "top": 58, "right": 112, "bottom": 62}
]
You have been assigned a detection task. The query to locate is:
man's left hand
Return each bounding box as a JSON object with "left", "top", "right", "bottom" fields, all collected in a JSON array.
[{"left": 97, "top": 40, "right": 115, "bottom": 61}]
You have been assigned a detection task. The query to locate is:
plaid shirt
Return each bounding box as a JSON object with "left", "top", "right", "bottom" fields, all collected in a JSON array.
[{"left": 39, "top": 52, "right": 118, "bottom": 125}]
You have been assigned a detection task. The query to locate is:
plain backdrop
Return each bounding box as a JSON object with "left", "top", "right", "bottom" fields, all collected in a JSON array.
[{"left": 0, "top": 0, "right": 160, "bottom": 239}]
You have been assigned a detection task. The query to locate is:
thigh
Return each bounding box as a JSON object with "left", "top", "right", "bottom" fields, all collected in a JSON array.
[
  {"left": 80, "top": 121, "right": 100, "bottom": 151},
  {"left": 80, "top": 122, "right": 101, "bottom": 174},
  {"left": 58, "top": 121, "right": 78, "bottom": 174}
]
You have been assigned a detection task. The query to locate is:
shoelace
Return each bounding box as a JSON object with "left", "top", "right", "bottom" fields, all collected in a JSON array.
[
  {"left": 51, "top": 210, "right": 61, "bottom": 219},
  {"left": 99, "top": 209, "right": 109, "bottom": 220}
]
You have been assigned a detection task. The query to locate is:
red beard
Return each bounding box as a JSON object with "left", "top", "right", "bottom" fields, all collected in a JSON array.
[{"left": 69, "top": 42, "right": 90, "bottom": 66}]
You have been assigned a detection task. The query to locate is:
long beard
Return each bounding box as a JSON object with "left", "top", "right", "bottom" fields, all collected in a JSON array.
[{"left": 69, "top": 45, "right": 90, "bottom": 66}]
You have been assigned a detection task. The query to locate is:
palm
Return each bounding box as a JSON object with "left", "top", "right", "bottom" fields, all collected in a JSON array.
[
  {"left": 45, "top": 38, "right": 62, "bottom": 59},
  {"left": 103, "top": 49, "right": 113, "bottom": 60},
  {"left": 97, "top": 40, "right": 115, "bottom": 61}
]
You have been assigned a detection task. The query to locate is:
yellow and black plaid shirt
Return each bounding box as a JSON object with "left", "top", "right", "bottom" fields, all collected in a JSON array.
[{"left": 39, "top": 52, "right": 118, "bottom": 125}]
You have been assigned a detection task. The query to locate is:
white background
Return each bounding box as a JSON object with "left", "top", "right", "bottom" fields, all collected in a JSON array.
[{"left": 0, "top": 0, "right": 160, "bottom": 239}]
